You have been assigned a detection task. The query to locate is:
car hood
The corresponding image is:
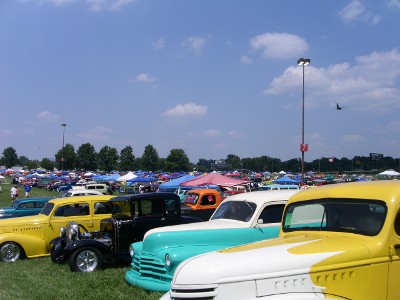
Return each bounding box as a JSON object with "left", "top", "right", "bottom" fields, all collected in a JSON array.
[
  {"left": 172, "top": 235, "right": 371, "bottom": 286},
  {"left": 0, "top": 207, "right": 15, "bottom": 213},
  {"left": 142, "top": 220, "right": 252, "bottom": 253},
  {"left": 0, "top": 214, "right": 47, "bottom": 233},
  {"left": 143, "top": 219, "right": 247, "bottom": 239}
]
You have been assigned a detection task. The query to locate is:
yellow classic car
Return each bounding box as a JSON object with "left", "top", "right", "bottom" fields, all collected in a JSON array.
[
  {"left": 162, "top": 181, "right": 400, "bottom": 300},
  {"left": 0, "top": 195, "right": 113, "bottom": 262}
]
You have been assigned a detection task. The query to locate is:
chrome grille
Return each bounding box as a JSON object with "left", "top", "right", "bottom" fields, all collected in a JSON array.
[
  {"left": 133, "top": 254, "right": 172, "bottom": 282},
  {"left": 169, "top": 285, "right": 218, "bottom": 300}
]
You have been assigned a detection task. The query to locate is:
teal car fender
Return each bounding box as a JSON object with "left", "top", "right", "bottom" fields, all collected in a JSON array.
[
  {"left": 125, "top": 189, "right": 300, "bottom": 292},
  {"left": 126, "top": 225, "right": 281, "bottom": 292}
]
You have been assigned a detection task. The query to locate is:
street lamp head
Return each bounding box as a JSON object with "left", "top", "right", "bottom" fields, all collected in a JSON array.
[
  {"left": 297, "top": 58, "right": 311, "bottom": 66},
  {"left": 61, "top": 123, "right": 66, "bottom": 127}
]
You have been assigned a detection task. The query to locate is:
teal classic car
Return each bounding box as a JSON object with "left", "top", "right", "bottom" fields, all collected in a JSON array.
[
  {"left": 0, "top": 197, "right": 53, "bottom": 219},
  {"left": 125, "top": 189, "right": 301, "bottom": 292}
]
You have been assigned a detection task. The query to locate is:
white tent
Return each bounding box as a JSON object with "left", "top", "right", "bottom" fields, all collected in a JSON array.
[
  {"left": 117, "top": 171, "right": 137, "bottom": 182},
  {"left": 378, "top": 169, "right": 400, "bottom": 176}
]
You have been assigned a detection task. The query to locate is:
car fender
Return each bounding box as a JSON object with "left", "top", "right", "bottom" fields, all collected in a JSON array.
[
  {"left": 0, "top": 233, "right": 48, "bottom": 258},
  {"left": 62, "top": 239, "right": 114, "bottom": 258}
]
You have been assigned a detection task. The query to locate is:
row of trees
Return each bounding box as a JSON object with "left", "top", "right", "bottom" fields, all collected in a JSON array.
[{"left": 1, "top": 144, "right": 399, "bottom": 174}]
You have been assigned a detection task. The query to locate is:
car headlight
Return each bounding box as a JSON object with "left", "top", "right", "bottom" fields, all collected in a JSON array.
[
  {"left": 60, "top": 227, "right": 66, "bottom": 238},
  {"left": 165, "top": 253, "right": 171, "bottom": 268},
  {"left": 129, "top": 245, "right": 134, "bottom": 257},
  {"left": 68, "top": 228, "right": 78, "bottom": 240}
]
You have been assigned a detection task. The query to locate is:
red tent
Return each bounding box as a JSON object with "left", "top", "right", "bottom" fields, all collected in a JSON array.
[{"left": 181, "top": 172, "right": 250, "bottom": 188}]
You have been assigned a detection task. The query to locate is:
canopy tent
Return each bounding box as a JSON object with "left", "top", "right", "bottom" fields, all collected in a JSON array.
[
  {"left": 181, "top": 172, "right": 250, "bottom": 188},
  {"left": 158, "top": 174, "right": 196, "bottom": 189},
  {"left": 273, "top": 176, "right": 298, "bottom": 184},
  {"left": 102, "top": 174, "right": 122, "bottom": 181},
  {"left": 126, "top": 177, "right": 156, "bottom": 183},
  {"left": 378, "top": 169, "right": 400, "bottom": 176},
  {"left": 116, "top": 171, "right": 137, "bottom": 182}
]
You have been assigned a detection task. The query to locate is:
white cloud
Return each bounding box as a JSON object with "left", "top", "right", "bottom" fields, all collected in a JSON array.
[
  {"left": 186, "top": 129, "right": 222, "bottom": 138},
  {"left": 163, "top": 103, "right": 207, "bottom": 118},
  {"left": 249, "top": 32, "right": 309, "bottom": 59},
  {"left": 240, "top": 55, "right": 252, "bottom": 64},
  {"left": 228, "top": 131, "right": 243, "bottom": 138},
  {"left": 78, "top": 126, "right": 113, "bottom": 141},
  {"left": 339, "top": 0, "right": 381, "bottom": 24},
  {"left": 263, "top": 49, "right": 400, "bottom": 112},
  {"left": 342, "top": 134, "right": 366, "bottom": 143},
  {"left": 33, "top": 0, "right": 136, "bottom": 11},
  {"left": 182, "top": 35, "right": 211, "bottom": 55},
  {"left": 153, "top": 37, "right": 165, "bottom": 50},
  {"left": 388, "top": 0, "right": 400, "bottom": 9},
  {"left": 36, "top": 111, "right": 60, "bottom": 122},
  {"left": 135, "top": 73, "right": 155, "bottom": 83},
  {"left": 44, "top": 0, "right": 77, "bottom": 6}
]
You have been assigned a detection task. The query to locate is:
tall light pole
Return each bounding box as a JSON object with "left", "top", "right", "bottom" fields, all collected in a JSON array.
[
  {"left": 297, "top": 58, "right": 310, "bottom": 187},
  {"left": 61, "top": 123, "right": 67, "bottom": 171}
]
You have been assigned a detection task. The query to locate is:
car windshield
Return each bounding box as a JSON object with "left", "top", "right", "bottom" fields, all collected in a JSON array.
[
  {"left": 183, "top": 193, "right": 200, "bottom": 205},
  {"left": 211, "top": 200, "right": 256, "bottom": 222},
  {"left": 40, "top": 202, "right": 54, "bottom": 216},
  {"left": 282, "top": 198, "right": 387, "bottom": 236},
  {"left": 11, "top": 201, "right": 20, "bottom": 208}
]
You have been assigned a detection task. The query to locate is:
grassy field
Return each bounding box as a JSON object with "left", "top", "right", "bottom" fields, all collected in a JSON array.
[{"left": 0, "top": 178, "right": 164, "bottom": 300}]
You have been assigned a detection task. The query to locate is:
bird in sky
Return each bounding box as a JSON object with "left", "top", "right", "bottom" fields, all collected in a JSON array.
[{"left": 336, "top": 103, "right": 347, "bottom": 110}]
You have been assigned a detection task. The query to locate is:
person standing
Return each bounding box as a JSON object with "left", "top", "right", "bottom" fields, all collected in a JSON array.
[
  {"left": 24, "top": 184, "right": 31, "bottom": 198},
  {"left": 11, "top": 185, "right": 17, "bottom": 201}
]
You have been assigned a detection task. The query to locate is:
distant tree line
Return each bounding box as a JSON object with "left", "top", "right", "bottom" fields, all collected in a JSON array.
[{"left": 0, "top": 145, "right": 399, "bottom": 174}]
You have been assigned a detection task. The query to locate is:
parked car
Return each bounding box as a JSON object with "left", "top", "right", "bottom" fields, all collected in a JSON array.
[
  {"left": 50, "top": 192, "right": 203, "bottom": 272},
  {"left": 72, "top": 183, "right": 112, "bottom": 195},
  {"left": 161, "top": 181, "right": 400, "bottom": 300},
  {"left": 180, "top": 189, "right": 224, "bottom": 220},
  {"left": 126, "top": 189, "right": 301, "bottom": 292},
  {"left": 0, "top": 195, "right": 114, "bottom": 262},
  {"left": 0, "top": 197, "right": 52, "bottom": 219}
]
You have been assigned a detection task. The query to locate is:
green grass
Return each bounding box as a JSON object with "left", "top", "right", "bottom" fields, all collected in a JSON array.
[{"left": 0, "top": 178, "right": 164, "bottom": 300}]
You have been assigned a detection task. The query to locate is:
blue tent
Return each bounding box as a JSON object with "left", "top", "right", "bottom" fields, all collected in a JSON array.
[
  {"left": 158, "top": 174, "right": 196, "bottom": 189},
  {"left": 273, "top": 176, "right": 298, "bottom": 184},
  {"left": 126, "top": 177, "right": 157, "bottom": 183}
]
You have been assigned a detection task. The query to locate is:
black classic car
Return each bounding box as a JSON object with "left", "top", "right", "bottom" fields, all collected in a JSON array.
[{"left": 50, "top": 192, "right": 203, "bottom": 272}]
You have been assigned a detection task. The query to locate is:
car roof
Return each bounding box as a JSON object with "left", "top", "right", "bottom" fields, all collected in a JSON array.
[
  {"left": 288, "top": 181, "right": 400, "bottom": 206},
  {"left": 50, "top": 195, "right": 114, "bottom": 204},
  {"left": 15, "top": 197, "right": 53, "bottom": 203},
  {"left": 223, "top": 189, "right": 302, "bottom": 205},
  {"left": 65, "top": 189, "right": 103, "bottom": 194}
]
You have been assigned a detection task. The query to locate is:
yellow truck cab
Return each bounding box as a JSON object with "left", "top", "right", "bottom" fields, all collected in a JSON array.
[
  {"left": 0, "top": 195, "right": 113, "bottom": 262},
  {"left": 162, "top": 181, "right": 400, "bottom": 300}
]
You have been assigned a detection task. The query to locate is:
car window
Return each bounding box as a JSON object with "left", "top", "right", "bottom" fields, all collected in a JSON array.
[
  {"left": 200, "top": 195, "right": 216, "bottom": 206},
  {"left": 258, "top": 204, "right": 285, "bottom": 224},
  {"left": 19, "top": 202, "right": 35, "bottom": 209},
  {"left": 165, "top": 198, "right": 178, "bottom": 215},
  {"left": 212, "top": 201, "right": 256, "bottom": 222},
  {"left": 140, "top": 199, "right": 164, "bottom": 217},
  {"left": 54, "top": 203, "right": 90, "bottom": 217},
  {"left": 94, "top": 202, "right": 112, "bottom": 214},
  {"left": 283, "top": 199, "right": 386, "bottom": 236},
  {"left": 41, "top": 202, "right": 54, "bottom": 216}
]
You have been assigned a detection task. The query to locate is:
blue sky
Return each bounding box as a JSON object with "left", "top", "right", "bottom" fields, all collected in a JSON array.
[{"left": 1, "top": 0, "right": 400, "bottom": 164}]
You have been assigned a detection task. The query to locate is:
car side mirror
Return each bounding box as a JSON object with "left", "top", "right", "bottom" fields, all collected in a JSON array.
[{"left": 257, "top": 219, "right": 263, "bottom": 224}]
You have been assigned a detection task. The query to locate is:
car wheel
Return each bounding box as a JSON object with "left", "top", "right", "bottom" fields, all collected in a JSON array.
[
  {"left": 0, "top": 242, "right": 22, "bottom": 262},
  {"left": 69, "top": 247, "right": 102, "bottom": 272}
]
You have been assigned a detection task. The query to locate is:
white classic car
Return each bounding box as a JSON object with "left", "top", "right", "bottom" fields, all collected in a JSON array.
[{"left": 161, "top": 181, "right": 400, "bottom": 300}]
